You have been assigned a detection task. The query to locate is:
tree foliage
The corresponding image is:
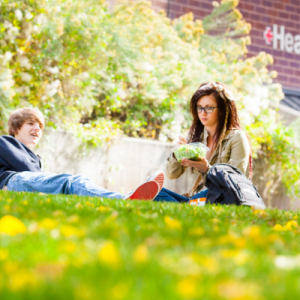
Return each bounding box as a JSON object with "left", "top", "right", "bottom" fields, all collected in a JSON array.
[
  {"left": 0, "top": 67, "right": 13, "bottom": 131},
  {"left": 0, "top": 0, "right": 299, "bottom": 197}
]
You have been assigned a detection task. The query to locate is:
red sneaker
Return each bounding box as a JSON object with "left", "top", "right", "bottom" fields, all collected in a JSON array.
[
  {"left": 125, "top": 181, "right": 159, "bottom": 201},
  {"left": 146, "top": 171, "right": 164, "bottom": 190}
]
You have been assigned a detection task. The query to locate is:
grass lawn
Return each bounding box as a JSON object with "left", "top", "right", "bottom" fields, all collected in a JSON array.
[{"left": 0, "top": 190, "right": 300, "bottom": 300}]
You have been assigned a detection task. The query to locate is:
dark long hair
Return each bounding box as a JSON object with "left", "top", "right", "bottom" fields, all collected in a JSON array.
[{"left": 188, "top": 82, "right": 253, "bottom": 178}]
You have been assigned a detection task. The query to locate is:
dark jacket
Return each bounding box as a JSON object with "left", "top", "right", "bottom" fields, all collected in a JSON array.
[{"left": 0, "top": 135, "right": 42, "bottom": 189}]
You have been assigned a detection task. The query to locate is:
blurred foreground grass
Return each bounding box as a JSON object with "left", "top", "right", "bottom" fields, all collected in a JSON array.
[{"left": 0, "top": 190, "right": 300, "bottom": 299}]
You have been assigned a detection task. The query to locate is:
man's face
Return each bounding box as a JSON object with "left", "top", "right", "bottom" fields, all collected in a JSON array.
[{"left": 15, "top": 120, "right": 42, "bottom": 149}]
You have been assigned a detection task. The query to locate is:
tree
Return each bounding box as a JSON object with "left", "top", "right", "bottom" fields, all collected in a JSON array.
[
  {"left": 1, "top": 0, "right": 299, "bottom": 198},
  {"left": 0, "top": 66, "right": 13, "bottom": 132}
]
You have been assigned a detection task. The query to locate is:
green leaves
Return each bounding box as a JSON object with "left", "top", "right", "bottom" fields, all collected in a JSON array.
[{"left": 1, "top": 0, "right": 299, "bottom": 197}]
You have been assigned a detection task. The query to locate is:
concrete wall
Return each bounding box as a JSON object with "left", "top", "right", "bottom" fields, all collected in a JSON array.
[
  {"left": 37, "top": 131, "right": 199, "bottom": 195},
  {"left": 37, "top": 130, "right": 300, "bottom": 210}
]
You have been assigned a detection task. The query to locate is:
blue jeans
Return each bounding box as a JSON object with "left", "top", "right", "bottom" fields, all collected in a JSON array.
[
  {"left": 6, "top": 172, "right": 124, "bottom": 199},
  {"left": 154, "top": 187, "right": 208, "bottom": 203}
]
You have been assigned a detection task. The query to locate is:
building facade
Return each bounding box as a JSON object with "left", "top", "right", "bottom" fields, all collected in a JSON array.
[{"left": 151, "top": 0, "right": 300, "bottom": 121}]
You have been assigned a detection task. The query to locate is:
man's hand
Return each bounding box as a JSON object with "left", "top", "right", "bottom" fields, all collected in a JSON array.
[{"left": 181, "top": 158, "right": 209, "bottom": 173}]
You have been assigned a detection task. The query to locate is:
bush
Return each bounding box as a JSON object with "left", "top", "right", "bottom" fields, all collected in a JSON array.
[{"left": 0, "top": 0, "right": 299, "bottom": 197}]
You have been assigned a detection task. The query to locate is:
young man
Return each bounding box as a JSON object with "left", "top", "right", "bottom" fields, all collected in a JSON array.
[{"left": 0, "top": 108, "right": 164, "bottom": 200}]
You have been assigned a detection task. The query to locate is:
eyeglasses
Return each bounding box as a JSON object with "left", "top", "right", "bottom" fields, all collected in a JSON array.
[{"left": 196, "top": 106, "right": 219, "bottom": 114}]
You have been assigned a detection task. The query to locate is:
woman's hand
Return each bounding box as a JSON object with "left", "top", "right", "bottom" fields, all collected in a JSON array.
[
  {"left": 173, "top": 135, "right": 188, "bottom": 160},
  {"left": 177, "top": 135, "right": 187, "bottom": 145},
  {"left": 181, "top": 158, "right": 209, "bottom": 173}
]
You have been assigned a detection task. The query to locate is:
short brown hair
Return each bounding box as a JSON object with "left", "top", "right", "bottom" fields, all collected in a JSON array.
[{"left": 8, "top": 108, "right": 45, "bottom": 137}]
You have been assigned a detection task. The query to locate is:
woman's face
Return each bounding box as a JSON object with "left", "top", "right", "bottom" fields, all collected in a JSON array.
[{"left": 197, "top": 95, "right": 219, "bottom": 128}]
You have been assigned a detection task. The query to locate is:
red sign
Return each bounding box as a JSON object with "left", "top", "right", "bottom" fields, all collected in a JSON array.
[
  {"left": 264, "top": 25, "right": 300, "bottom": 54},
  {"left": 264, "top": 26, "right": 273, "bottom": 45}
]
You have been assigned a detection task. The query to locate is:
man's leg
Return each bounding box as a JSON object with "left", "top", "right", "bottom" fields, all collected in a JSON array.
[
  {"left": 7, "top": 172, "right": 159, "bottom": 200},
  {"left": 70, "top": 175, "right": 159, "bottom": 200},
  {"left": 7, "top": 172, "right": 124, "bottom": 199},
  {"left": 154, "top": 187, "right": 189, "bottom": 203}
]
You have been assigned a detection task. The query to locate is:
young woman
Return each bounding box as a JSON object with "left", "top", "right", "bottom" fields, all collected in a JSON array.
[{"left": 154, "top": 81, "right": 252, "bottom": 203}]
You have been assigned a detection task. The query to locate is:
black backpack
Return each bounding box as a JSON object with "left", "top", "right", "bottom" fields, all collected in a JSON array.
[{"left": 205, "top": 164, "right": 266, "bottom": 209}]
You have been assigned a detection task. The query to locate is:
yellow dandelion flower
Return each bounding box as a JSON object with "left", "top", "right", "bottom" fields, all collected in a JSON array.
[
  {"left": 59, "top": 241, "right": 77, "bottom": 254},
  {"left": 66, "top": 215, "right": 80, "bottom": 223},
  {"left": 75, "top": 202, "right": 83, "bottom": 209},
  {"left": 253, "top": 209, "right": 267, "bottom": 218},
  {"left": 74, "top": 282, "right": 96, "bottom": 300},
  {"left": 196, "top": 238, "right": 212, "bottom": 248},
  {"left": 53, "top": 210, "right": 65, "bottom": 217},
  {"left": 285, "top": 220, "right": 298, "bottom": 231},
  {"left": 234, "top": 251, "right": 249, "bottom": 265},
  {"left": 177, "top": 277, "right": 199, "bottom": 299},
  {"left": 273, "top": 224, "right": 286, "bottom": 232},
  {"left": 210, "top": 218, "right": 220, "bottom": 224},
  {"left": 133, "top": 244, "right": 148, "bottom": 263},
  {"left": 3, "top": 261, "right": 19, "bottom": 273},
  {"left": 219, "top": 249, "right": 238, "bottom": 258},
  {"left": 188, "top": 227, "right": 205, "bottom": 236},
  {"left": 97, "top": 241, "right": 121, "bottom": 267},
  {"left": 218, "top": 280, "right": 261, "bottom": 300},
  {"left": 96, "top": 206, "right": 112, "bottom": 212},
  {"left": 201, "top": 256, "right": 219, "bottom": 274},
  {"left": 243, "top": 225, "right": 261, "bottom": 238},
  {"left": 0, "top": 248, "right": 9, "bottom": 260},
  {"left": 112, "top": 282, "right": 129, "bottom": 300},
  {"left": 218, "top": 233, "right": 235, "bottom": 245},
  {"left": 213, "top": 225, "right": 220, "bottom": 232},
  {"left": 3, "top": 204, "right": 11, "bottom": 212},
  {"left": 220, "top": 249, "right": 249, "bottom": 265},
  {"left": 60, "top": 225, "right": 85, "bottom": 238},
  {"left": 234, "top": 236, "right": 247, "bottom": 248},
  {"left": 165, "top": 216, "right": 181, "bottom": 230},
  {"left": 38, "top": 218, "right": 57, "bottom": 230},
  {"left": 267, "top": 233, "right": 282, "bottom": 244},
  {"left": 8, "top": 269, "right": 38, "bottom": 291},
  {"left": 85, "top": 201, "right": 95, "bottom": 208},
  {"left": 0, "top": 215, "right": 26, "bottom": 236}
]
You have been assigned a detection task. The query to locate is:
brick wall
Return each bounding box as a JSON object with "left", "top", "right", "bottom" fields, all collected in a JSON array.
[{"left": 151, "top": 0, "right": 300, "bottom": 91}]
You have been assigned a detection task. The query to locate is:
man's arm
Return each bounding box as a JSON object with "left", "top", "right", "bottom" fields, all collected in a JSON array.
[{"left": 0, "top": 136, "right": 41, "bottom": 172}]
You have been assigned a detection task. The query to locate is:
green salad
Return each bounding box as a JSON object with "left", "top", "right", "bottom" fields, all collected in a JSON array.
[{"left": 174, "top": 143, "right": 208, "bottom": 163}]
